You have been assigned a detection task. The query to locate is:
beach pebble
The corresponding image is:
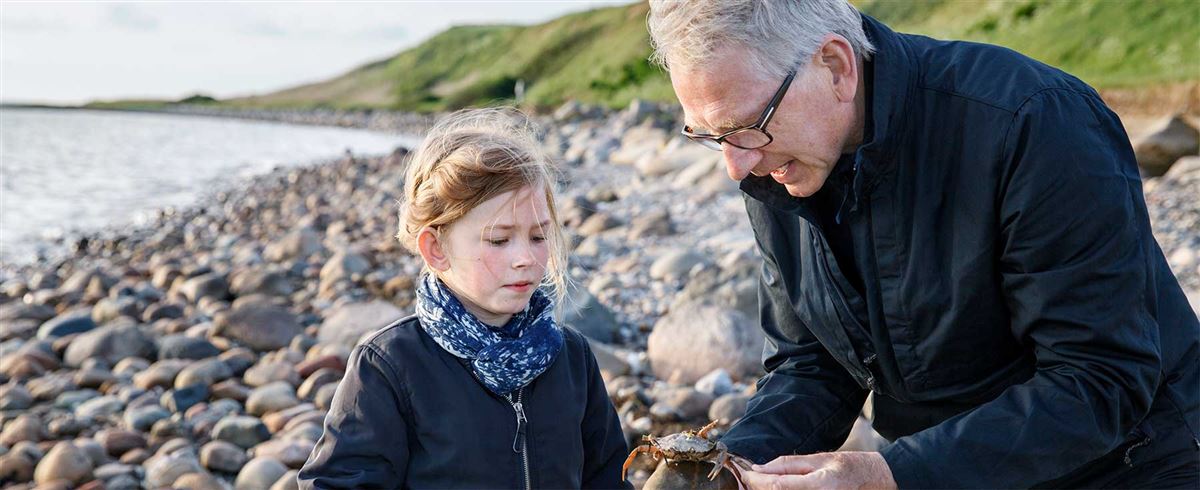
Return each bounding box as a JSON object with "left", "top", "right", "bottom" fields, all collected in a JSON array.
[
  {"left": 34, "top": 441, "right": 94, "bottom": 485},
  {"left": 213, "top": 301, "right": 302, "bottom": 352},
  {"left": 200, "top": 440, "right": 249, "bottom": 473},
  {"left": 212, "top": 416, "right": 272, "bottom": 449},
  {"left": 236, "top": 457, "right": 289, "bottom": 490},
  {"left": 247, "top": 381, "right": 301, "bottom": 416},
  {"left": 158, "top": 334, "right": 221, "bottom": 360},
  {"left": 63, "top": 323, "right": 156, "bottom": 368}
]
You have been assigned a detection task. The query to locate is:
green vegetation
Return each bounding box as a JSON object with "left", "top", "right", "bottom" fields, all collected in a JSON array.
[{"left": 100, "top": 0, "right": 1199, "bottom": 112}]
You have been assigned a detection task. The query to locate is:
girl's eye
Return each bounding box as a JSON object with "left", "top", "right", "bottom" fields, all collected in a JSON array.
[
  {"left": 487, "top": 239, "right": 508, "bottom": 246},
  {"left": 531, "top": 236, "right": 546, "bottom": 243}
]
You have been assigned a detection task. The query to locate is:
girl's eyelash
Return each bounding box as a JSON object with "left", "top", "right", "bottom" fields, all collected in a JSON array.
[
  {"left": 487, "top": 239, "right": 508, "bottom": 245},
  {"left": 532, "top": 236, "right": 546, "bottom": 242}
]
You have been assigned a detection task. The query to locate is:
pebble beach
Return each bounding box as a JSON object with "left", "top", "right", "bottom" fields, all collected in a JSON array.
[{"left": 1, "top": 102, "right": 1197, "bottom": 489}]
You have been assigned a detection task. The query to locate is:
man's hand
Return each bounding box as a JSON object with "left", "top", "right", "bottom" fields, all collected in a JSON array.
[{"left": 740, "top": 451, "right": 897, "bottom": 490}]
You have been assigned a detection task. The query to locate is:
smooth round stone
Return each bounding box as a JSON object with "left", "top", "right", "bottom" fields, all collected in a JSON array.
[
  {"left": 73, "top": 437, "right": 107, "bottom": 467},
  {"left": 212, "top": 301, "right": 301, "bottom": 352},
  {"left": 246, "top": 382, "right": 300, "bottom": 417},
  {"left": 295, "top": 355, "right": 344, "bottom": 378},
  {"left": 212, "top": 416, "right": 271, "bottom": 449},
  {"left": 281, "top": 423, "right": 324, "bottom": 444},
  {"left": 74, "top": 368, "right": 116, "bottom": 389},
  {"left": 211, "top": 379, "right": 252, "bottom": 402},
  {"left": 270, "top": 469, "right": 300, "bottom": 490},
  {"left": 200, "top": 440, "right": 249, "bottom": 473},
  {"left": 150, "top": 418, "right": 190, "bottom": 442},
  {"left": 0, "top": 383, "right": 34, "bottom": 410},
  {"left": 142, "top": 303, "right": 186, "bottom": 323},
  {"left": 163, "top": 384, "right": 210, "bottom": 414},
  {"left": 48, "top": 416, "right": 88, "bottom": 439},
  {"left": 262, "top": 404, "right": 316, "bottom": 434},
  {"left": 133, "top": 360, "right": 189, "bottom": 390},
  {"left": 155, "top": 437, "right": 193, "bottom": 457},
  {"left": 708, "top": 393, "right": 751, "bottom": 426},
  {"left": 235, "top": 457, "right": 288, "bottom": 490},
  {"left": 107, "top": 473, "right": 142, "bottom": 490},
  {"left": 313, "top": 383, "right": 339, "bottom": 412},
  {"left": 297, "top": 368, "right": 341, "bottom": 400},
  {"left": 118, "top": 448, "right": 150, "bottom": 465},
  {"left": 0, "top": 451, "right": 36, "bottom": 484},
  {"left": 175, "top": 359, "right": 233, "bottom": 389},
  {"left": 95, "top": 429, "right": 147, "bottom": 457},
  {"left": 174, "top": 471, "right": 228, "bottom": 490},
  {"left": 74, "top": 395, "right": 124, "bottom": 419},
  {"left": 251, "top": 439, "right": 312, "bottom": 468},
  {"left": 91, "top": 296, "right": 141, "bottom": 324},
  {"left": 92, "top": 462, "right": 138, "bottom": 481},
  {"left": 219, "top": 348, "right": 258, "bottom": 377},
  {"left": 158, "top": 335, "right": 221, "bottom": 360},
  {"left": 63, "top": 323, "right": 156, "bottom": 369},
  {"left": 33, "top": 441, "right": 94, "bottom": 485},
  {"left": 123, "top": 404, "right": 170, "bottom": 431},
  {"left": 244, "top": 361, "right": 300, "bottom": 388},
  {"left": 144, "top": 448, "right": 203, "bottom": 488},
  {"left": 37, "top": 309, "right": 97, "bottom": 339},
  {"left": 112, "top": 358, "right": 151, "bottom": 378}
]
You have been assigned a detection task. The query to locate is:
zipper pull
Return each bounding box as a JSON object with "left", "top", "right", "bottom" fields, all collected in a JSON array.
[{"left": 511, "top": 399, "right": 528, "bottom": 453}]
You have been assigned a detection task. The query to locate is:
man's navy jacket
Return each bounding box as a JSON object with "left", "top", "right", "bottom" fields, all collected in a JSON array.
[{"left": 721, "top": 14, "right": 1200, "bottom": 489}]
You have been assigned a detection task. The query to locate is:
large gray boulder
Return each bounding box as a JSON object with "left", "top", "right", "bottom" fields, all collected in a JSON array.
[
  {"left": 318, "top": 300, "right": 405, "bottom": 348},
  {"left": 1135, "top": 115, "right": 1199, "bottom": 176},
  {"left": 647, "top": 301, "right": 764, "bottom": 384}
]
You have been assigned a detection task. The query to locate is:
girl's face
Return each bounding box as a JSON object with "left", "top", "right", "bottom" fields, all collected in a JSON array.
[{"left": 424, "top": 185, "right": 552, "bottom": 326}]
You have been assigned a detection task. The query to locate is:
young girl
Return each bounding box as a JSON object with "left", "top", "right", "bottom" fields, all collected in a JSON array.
[{"left": 298, "top": 108, "right": 630, "bottom": 489}]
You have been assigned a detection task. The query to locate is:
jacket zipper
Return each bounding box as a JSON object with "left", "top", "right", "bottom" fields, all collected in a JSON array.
[{"left": 506, "top": 388, "right": 531, "bottom": 490}]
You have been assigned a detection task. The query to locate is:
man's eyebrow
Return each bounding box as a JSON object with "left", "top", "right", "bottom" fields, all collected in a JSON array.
[{"left": 687, "top": 113, "right": 754, "bottom": 134}]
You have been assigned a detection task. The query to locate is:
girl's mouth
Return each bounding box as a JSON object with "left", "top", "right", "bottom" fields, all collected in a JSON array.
[{"left": 504, "top": 282, "right": 533, "bottom": 292}]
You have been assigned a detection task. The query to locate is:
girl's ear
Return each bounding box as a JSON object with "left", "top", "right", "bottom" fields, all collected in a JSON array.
[{"left": 417, "top": 226, "right": 451, "bottom": 272}]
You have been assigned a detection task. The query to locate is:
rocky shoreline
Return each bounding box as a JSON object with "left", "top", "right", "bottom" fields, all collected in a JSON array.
[{"left": 1, "top": 102, "right": 1197, "bottom": 489}]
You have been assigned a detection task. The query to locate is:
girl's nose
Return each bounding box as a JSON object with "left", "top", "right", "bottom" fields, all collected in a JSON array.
[{"left": 512, "top": 242, "right": 535, "bottom": 269}]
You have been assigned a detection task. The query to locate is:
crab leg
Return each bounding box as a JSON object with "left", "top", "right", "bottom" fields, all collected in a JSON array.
[
  {"left": 696, "top": 420, "right": 720, "bottom": 439},
  {"left": 620, "top": 445, "right": 663, "bottom": 481}
]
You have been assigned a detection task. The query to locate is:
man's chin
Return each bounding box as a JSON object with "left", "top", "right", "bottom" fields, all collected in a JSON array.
[{"left": 783, "top": 182, "right": 819, "bottom": 198}]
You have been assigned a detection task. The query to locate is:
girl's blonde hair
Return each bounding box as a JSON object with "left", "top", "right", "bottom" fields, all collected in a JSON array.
[{"left": 397, "top": 108, "right": 569, "bottom": 303}]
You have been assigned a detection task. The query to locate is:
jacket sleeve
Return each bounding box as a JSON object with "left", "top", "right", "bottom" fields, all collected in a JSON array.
[
  {"left": 881, "top": 89, "right": 1163, "bottom": 489},
  {"left": 720, "top": 211, "right": 869, "bottom": 464},
  {"left": 298, "top": 343, "right": 411, "bottom": 489},
  {"left": 579, "top": 339, "right": 633, "bottom": 489}
]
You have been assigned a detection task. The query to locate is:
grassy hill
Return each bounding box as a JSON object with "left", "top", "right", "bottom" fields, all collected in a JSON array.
[{"left": 107, "top": 0, "right": 1198, "bottom": 112}]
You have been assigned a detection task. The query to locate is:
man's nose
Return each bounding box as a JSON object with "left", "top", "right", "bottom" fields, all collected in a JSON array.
[{"left": 722, "top": 144, "right": 763, "bottom": 181}]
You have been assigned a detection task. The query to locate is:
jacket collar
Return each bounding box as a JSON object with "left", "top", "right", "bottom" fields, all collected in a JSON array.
[{"left": 740, "top": 14, "right": 916, "bottom": 217}]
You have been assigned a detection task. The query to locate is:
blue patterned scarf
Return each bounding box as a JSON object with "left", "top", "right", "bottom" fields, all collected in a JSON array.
[{"left": 415, "top": 273, "right": 562, "bottom": 395}]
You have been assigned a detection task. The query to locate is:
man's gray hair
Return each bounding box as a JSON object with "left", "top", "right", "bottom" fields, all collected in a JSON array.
[{"left": 648, "top": 0, "right": 875, "bottom": 80}]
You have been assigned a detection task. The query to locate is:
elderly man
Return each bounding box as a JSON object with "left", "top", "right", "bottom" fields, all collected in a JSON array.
[{"left": 647, "top": 1, "right": 1199, "bottom": 488}]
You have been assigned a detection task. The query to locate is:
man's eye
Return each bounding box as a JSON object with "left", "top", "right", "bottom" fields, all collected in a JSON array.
[{"left": 487, "top": 239, "right": 508, "bottom": 246}]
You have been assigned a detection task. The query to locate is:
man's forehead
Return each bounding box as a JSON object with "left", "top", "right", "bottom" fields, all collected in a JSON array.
[{"left": 673, "top": 62, "right": 771, "bottom": 133}]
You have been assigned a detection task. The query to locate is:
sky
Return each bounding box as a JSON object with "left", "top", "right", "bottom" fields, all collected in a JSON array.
[{"left": 0, "top": 1, "right": 634, "bottom": 105}]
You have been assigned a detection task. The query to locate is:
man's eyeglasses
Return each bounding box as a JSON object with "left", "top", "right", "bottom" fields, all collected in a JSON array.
[{"left": 681, "top": 70, "right": 796, "bottom": 151}]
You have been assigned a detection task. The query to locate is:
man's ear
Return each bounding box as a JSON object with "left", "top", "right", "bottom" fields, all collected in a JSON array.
[
  {"left": 814, "top": 33, "right": 858, "bottom": 103},
  {"left": 417, "top": 226, "right": 450, "bottom": 272}
]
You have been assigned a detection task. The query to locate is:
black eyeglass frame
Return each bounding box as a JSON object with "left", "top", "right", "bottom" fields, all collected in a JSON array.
[{"left": 681, "top": 70, "right": 797, "bottom": 151}]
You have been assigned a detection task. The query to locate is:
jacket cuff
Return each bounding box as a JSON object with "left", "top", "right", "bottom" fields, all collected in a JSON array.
[{"left": 880, "top": 442, "right": 936, "bottom": 490}]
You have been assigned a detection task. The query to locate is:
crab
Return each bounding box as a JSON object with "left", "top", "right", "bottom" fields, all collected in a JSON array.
[{"left": 621, "top": 420, "right": 749, "bottom": 488}]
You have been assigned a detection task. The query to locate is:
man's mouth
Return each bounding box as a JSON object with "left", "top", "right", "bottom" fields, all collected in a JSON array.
[{"left": 770, "top": 161, "right": 794, "bottom": 181}]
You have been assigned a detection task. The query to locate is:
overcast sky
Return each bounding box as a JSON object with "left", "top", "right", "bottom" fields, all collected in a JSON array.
[{"left": 1, "top": 1, "right": 634, "bottom": 105}]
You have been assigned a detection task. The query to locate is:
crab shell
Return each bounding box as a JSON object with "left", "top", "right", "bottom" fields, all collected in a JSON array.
[{"left": 649, "top": 432, "right": 719, "bottom": 462}]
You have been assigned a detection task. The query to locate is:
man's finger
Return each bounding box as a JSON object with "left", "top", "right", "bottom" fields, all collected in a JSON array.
[
  {"left": 741, "top": 469, "right": 828, "bottom": 490},
  {"left": 751, "top": 454, "right": 822, "bottom": 475}
]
